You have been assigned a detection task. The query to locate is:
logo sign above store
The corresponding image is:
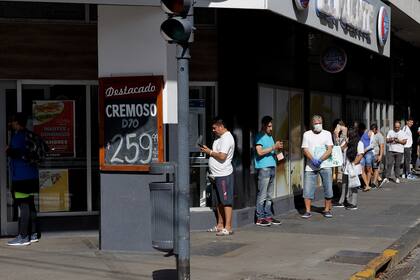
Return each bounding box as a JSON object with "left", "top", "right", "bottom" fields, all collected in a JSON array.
[
  {"left": 99, "top": 76, "right": 164, "bottom": 172},
  {"left": 295, "top": 0, "right": 310, "bottom": 10},
  {"left": 316, "top": 0, "right": 375, "bottom": 38},
  {"left": 320, "top": 46, "right": 347, "bottom": 74},
  {"left": 377, "top": 6, "right": 390, "bottom": 47}
]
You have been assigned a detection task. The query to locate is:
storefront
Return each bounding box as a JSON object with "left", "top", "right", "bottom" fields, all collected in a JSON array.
[{"left": 1, "top": 0, "right": 408, "bottom": 252}]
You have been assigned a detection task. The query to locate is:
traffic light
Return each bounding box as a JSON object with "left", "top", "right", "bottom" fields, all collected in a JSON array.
[{"left": 160, "top": 0, "right": 193, "bottom": 44}]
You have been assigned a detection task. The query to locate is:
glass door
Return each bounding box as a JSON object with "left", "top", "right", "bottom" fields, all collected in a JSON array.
[{"left": 0, "top": 80, "right": 18, "bottom": 235}]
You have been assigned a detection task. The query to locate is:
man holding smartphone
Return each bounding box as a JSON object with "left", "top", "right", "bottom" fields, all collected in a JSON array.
[
  {"left": 382, "top": 121, "right": 407, "bottom": 185},
  {"left": 200, "top": 117, "right": 235, "bottom": 236}
]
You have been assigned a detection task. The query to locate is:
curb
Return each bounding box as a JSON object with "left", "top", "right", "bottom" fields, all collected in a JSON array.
[{"left": 349, "top": 222, "right": 420, "bottom": 280}]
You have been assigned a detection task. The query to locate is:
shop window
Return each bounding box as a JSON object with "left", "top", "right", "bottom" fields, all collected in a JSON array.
[
  {"left": 194, "top": 8, "right": 216, "bottom": 26},
  {"left": 310, "top": 92, "right": 342, "bottom": 131}
]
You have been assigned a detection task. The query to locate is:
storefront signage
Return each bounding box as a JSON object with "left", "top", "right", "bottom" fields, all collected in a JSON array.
[
  {"left": 39, "top": 169, "right": 70, "bottom": 212},
  {"left": 294, "top": 0, "right": 310, "bottom": 10},
  {"left": 316, "top": 0, "right": 374, "bottom": 39},
  {"left": 320, "top": 46, "right": 347, "bottom": 73},
  {"left": 99, "top": 76, "right": 164, "bottom": 172},
  {"left": 33, "top": 100, "right": 75, "bottom": 157},
  {"left": 377, "top": 6, "right": 389, "bottom": 47}
]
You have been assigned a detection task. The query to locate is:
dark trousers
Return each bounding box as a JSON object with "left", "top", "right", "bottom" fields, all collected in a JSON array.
[
  {"left": 16, "top": 196, "right": 38, "bottom": 238},
  {"left": 386, "top": 151, "right": 404, "bottom": 179},
  {"left": 404, "top": 147, "right": 412, "bottom": 175}
]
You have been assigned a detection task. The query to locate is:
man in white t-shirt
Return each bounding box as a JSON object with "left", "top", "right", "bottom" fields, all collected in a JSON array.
[
  {"left": 200, "top": 118, "right": 235, "bottom": 236},
  {"left": 383, "top": 121, "right": 407, "bottom": 184},
  {"left": 301, "top": 115, "right": 333, "bottom": 219},
  {"left": 402, "top": 118, "right": 414, "bottom": 178}
]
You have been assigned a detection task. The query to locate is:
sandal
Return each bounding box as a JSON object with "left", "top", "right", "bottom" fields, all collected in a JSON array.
[
  {"left": 207, "top": 226, "right": 222, "bottom": 232},
  {"left": 216, "top": 228, "right": 234, "bottom": 236}
]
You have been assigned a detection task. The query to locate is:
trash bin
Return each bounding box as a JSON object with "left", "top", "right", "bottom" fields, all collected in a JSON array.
[{"left": 149, "top": 181, "right": 175, "bottom": 252}]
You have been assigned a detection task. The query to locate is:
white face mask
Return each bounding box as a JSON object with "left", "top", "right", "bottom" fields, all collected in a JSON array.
[{"left": 313, "top": 124, "right": 323, "bottom": 133}]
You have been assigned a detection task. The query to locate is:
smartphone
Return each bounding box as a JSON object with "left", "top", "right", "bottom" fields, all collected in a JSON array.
[{"left": 197, "top": 143, "right": 204, "bottom": 148}]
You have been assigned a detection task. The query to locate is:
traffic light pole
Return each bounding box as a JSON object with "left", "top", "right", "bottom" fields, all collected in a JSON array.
[{"left": 176, "top": 43, "right": 191, "bottom": 280}]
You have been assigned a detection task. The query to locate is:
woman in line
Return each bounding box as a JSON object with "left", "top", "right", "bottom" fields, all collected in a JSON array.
[{"left": 338, "top": 128, "right": 364, "bottom": 210}]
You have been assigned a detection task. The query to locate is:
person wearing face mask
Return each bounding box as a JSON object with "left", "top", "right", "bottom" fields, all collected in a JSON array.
[
  {"left": 381, "top": 120, "right": 407, "bottom": 185},
  {"left": 301, "top": 115, "right": 334, "bottom": 219}
]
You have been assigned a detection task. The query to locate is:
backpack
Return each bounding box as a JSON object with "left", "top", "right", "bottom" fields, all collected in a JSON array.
[{"left": 24, "top": 129, "right": 49, "bottom": 166}]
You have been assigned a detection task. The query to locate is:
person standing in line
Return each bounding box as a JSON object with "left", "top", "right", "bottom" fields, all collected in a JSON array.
[
  {"left": 6, "top": 113, "right": 40, "bottom": 246},
  {"left": 332, "top": 119, "right": 348, "bottom": 207},
  {"left": 339, "top": 129, "right": 364, "bottom": 210},
  {"left": 254, "top": 116, "right": 283, "bottom": 226},
  {"left": 358, "top": 123, "right": 374, "bottom": 192},
  {"left": 402, "top": 118, "right": 414, "bottom": 179},
  {"left": 201, "top": 117, "right": 235, "bottom": 236},
  {"left": 370, "top": 124, "right": 385, "bottom": 188},
  {"left": 416, "top": 127, "right": 420, "bottom": 171},
  {"left": 301, "top": 115, "right": 334, "bottom": 219},
  {"left": 382, "top": 121, "right": 407, "bottom": 185}
]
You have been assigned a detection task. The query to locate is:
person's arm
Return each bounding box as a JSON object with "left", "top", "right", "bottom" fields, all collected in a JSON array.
[
  {"left": 354, "top": 153, "right": 364, "bottom": 165},
  {"left": 303, "top": 148, "right": 314, "bottom": 161},
  {"left": 320, "top": 145, "right": 333, "bottom": 161},
  {"left": 200, "top": 145, "right": 227, "bottom": 161},
  {"left": 398, "top": 138, "right": 407, "bottom": 145},
  {"left": 256, "top": 144, "right": 276, "bottom": 157},
  {"left": 378, "top": 143, "right": 385, "bottom": 162}
]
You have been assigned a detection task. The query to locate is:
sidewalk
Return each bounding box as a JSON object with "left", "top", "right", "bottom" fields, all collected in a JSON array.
[{"left": 1, "top": 179, "right": 420, "bottom": 280}]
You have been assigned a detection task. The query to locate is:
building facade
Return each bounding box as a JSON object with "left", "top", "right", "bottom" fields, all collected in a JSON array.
[{"left": 0, "top": 0, "right": 419, "bottom": 251}]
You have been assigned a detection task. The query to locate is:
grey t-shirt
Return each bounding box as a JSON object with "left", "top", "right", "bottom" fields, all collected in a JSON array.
[{"left": 372, "top": 132, "right": 385, "bottom": 155}]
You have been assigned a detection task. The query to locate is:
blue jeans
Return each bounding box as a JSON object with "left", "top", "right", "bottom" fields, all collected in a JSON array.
[
  {"left": 256, "top": 167, "right": 275, "bottom": 219},
  {"left": 303, "top": 168, "right": 333, "bottom": 200}
]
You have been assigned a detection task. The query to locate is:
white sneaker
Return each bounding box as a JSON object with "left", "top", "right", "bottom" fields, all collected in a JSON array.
[
  {"left": 395, "top": 178, "right": 400, "bottom": 184},
  {"left": 379, "top": 178, "right": 389, "bottom": 187},
  {"left": 402, "top": 174, "right": 406, "bottom": 179}
]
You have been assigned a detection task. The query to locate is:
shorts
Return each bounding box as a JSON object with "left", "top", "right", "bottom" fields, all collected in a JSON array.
[
  {"left": 361, "top": 151, "right": 374, "bottom": 168},
  {"left": 303, "top": 168, "right": 333, "bottom": 200},
  {"left": 214, "top": 173, "right": 234, "bottom": 206}
]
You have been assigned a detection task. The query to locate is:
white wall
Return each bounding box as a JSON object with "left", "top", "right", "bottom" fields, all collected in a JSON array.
[{"left": 98, "top": 5, "right": 178, "bottom": 123}]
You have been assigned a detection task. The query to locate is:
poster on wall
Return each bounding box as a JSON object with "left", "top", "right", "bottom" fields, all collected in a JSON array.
[
  {"left": 33, "top": 100, "right": 75, "bottom": 157},
  {"left": 99, "top": 76, "right": 164, "bottom": 172},
  {"left": 39, "top": 169, "right": 70, "bottom": 212}
]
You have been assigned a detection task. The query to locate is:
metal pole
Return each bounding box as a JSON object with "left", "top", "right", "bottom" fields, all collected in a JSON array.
[{"left": 176, "top": 43, "right": 190, "bottom": 280}]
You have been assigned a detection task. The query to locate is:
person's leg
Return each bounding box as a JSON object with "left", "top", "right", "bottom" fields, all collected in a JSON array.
[
  {"left": 224, "top": 206, "right": 233, "bottom": 232},
  {"left": 395, "top": 152, "right": 403, "bottom": 179},
  {"left": 28, "top": 195, "right": 38, "bottom": 237},
  {"left": 17, "top": 199, "right": 30, "bottom": 238},
  {"left": 256, "top": 168, "right": 270, "bottom": 220},
  {"left": 404, "top": 148, "right": 411, "bottom": 176},
  {"left": 339, "top": 174, "right": 349, "bottom": 204},
  {"left": 386, "top": 152, "right": 395, "bottom": 179},
  {"left": 349, "top": 186, "right": 358, "bottom": 206},
  {"left": 216, "top": 204, "right": 225, "bottom": 229},
  {"left": 303, "top": 171, "right": 317, "bottom": 213},
  {"left": 319, "top": 168, "right": 333, "bottom": 212},
  {"left": 264, "top": 168, "right": 276, "bottom": 219}
]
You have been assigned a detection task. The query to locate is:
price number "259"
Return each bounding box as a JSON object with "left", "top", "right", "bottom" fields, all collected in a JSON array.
[{"left": 109, "top": 133, "right": 154, "bottom": 164}]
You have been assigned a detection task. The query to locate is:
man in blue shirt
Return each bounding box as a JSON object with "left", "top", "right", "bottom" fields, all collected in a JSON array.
[
  {"left": 6, "top": 113, "right": 40, "bottom": 246},
  {"left": 254, "top": 116, "right": 283, "bottom": 226}
]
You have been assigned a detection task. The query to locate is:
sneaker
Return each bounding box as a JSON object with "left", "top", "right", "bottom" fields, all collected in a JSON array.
[
  {"left": 322, "top": 211, "right": 333, "bottom": 218},
  {"left": 379, "top": 178, "right": 389, "bottom": 188},
  {"left": 30, "top": 233, "right": 39, "bottom": 243},
  {"left": 402, "top": 174, "right": 406, "bottom": 179},
  {"left": 266, "top": 217, "right": 282, "bottom": 225},
  {"left": 333, "top": 202, "right": 345, "bottom": 208},
  {"left": 256, "top": 219, "right": 271, "bottom": 226},
  {"left": 407, "top": 174, "right": 417, "bottom": 180},
  {"left": 395, "top": 178, "right": 401, "bottom": 184},
  {"left": 7, "top": 235, "right": 30, "bottom": 246},
  {"left": 345, "top": 204, "right": 358, "bottom": 210},
  {"left": 301, "top": 212, "right": 312, "bottom": 219}
]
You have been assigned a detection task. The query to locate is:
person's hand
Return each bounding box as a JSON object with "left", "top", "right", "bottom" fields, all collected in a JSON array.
[
  {"left": 275, "top": 141, "right": 283, "bottom": 150},
  {"left": 376, "top": 155, "right": 382, "bottom": 163},
  {"left": 200, "top": 145, "right": 210, "bottom": 155},
  {"left": 311, "top": 158, "right": 322, "bottom": 168}
]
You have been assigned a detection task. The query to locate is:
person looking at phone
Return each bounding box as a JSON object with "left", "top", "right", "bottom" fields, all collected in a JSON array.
[
  {"left": 200, "top": 117, "right": 235, "bottom": 236},
  {"left": 382, "top": 121, "right": 407, "bottom": 185}
]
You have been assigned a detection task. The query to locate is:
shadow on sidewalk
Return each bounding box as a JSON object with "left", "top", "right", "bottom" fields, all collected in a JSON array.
[{"left": 153, "top": 269, "right": 177, "bottom": 280}]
